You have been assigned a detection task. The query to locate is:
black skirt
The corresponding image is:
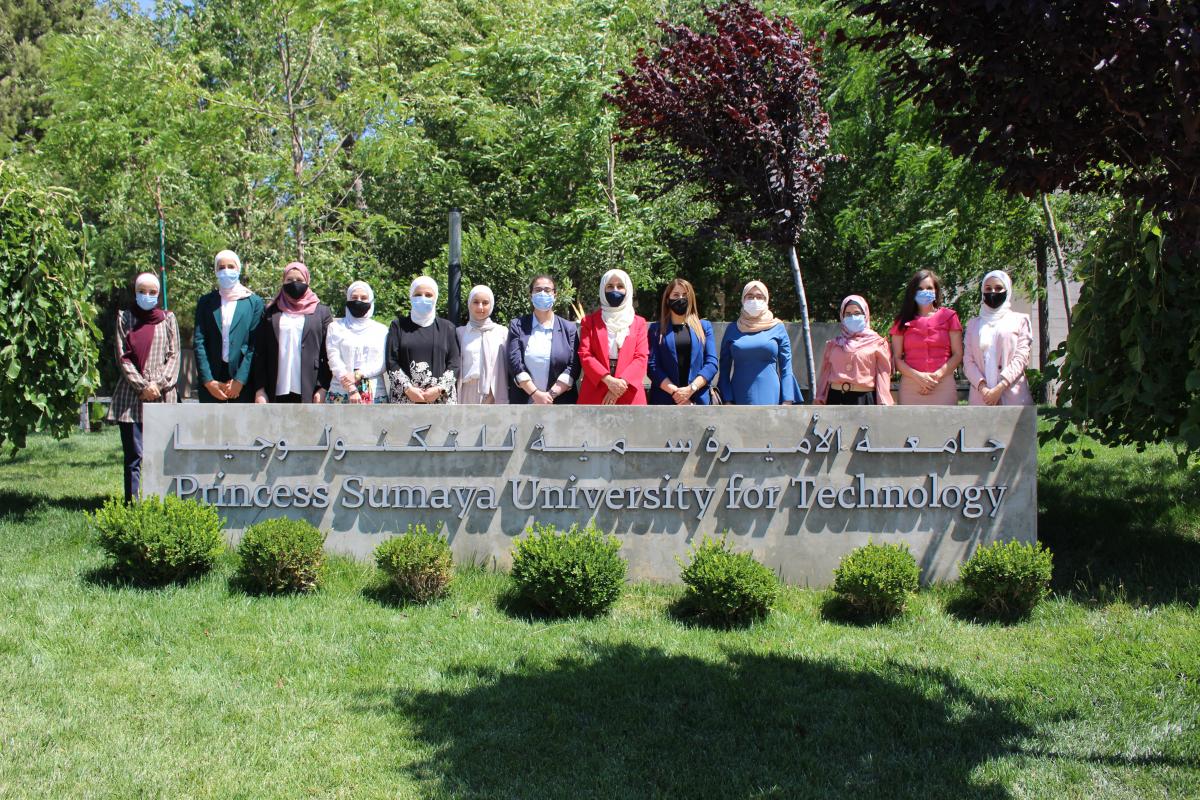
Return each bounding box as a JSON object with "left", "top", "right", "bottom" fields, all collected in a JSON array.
[{"left": 826, "top": 388, "right": 876, "bottom": 406}]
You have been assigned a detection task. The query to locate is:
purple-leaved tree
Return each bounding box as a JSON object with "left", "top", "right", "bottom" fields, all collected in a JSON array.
[{"left": 607, "top": 1, "right": 838, "bottom": 395}]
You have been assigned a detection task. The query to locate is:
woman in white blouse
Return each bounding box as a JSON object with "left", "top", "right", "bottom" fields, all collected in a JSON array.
[
  {"left": 456, "top": 285, "right": 509, "bottom": 404},
  {"left": 326, "top": 280, "right": 389, "bottom": 404}
]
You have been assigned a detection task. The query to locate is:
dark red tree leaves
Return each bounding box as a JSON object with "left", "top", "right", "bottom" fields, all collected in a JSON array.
[
  {"left": 839, "top": 0, "right": 1200, "bottom": 251},
  {"left": 606, "top": 1, "right": 837, "bottom": 247}
]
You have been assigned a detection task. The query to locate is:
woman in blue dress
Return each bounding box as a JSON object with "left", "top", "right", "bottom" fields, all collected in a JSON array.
[{"left": 717, "top": 280, "right": 801, "bottom": 405}]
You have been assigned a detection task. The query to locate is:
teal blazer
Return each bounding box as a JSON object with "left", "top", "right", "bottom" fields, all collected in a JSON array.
[{"left": 193, "top": 290, "right": 265, "bottom": 400}]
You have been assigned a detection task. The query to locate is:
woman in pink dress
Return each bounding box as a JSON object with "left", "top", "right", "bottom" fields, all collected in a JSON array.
[
  {"left": 889, "top": 270, "right": 962, "bottom": 405},
  {"left": 963, "top": 270, "right": 1034, "bottom": 406},
  {"left": 814, "top": 294, "right": 894, "bottom": 405}
]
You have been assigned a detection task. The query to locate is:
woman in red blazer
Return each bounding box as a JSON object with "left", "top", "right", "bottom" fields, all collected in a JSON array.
[{"left": 577, "top": 268, "right": 649, "bottom": 405}]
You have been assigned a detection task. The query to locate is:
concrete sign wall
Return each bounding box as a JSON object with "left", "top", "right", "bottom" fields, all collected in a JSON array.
[{"left": 141, "top": 404, "right": 1037, "bottom": 586}]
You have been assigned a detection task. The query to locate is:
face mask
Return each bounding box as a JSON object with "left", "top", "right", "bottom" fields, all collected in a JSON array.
[
  {"left": 842, "top": 314, "right": 866, "bottom": 333},
  {"left": 135, "top": 292, "right": 159, "bottom": 311},
  {"left": 283, "top": 281, "right": 309, "bottom": 300},
  {"left": 411, "top": 295, "right": 435, "bottom": 315},
  {"left": 604, "top": 290, "right": 626, "bottom": 308},
  {"left": 915, "top": 289, "right": 937, "bottom": 307},
  {"left": 668, "top": 297, "right": 689, "bottom": 315},
  {"left": 216, "top": 269, "right": 240, "bottom": 290},
  {"left": 346, "top": 299, "right": 371, "bottom": 318},
  {"left": 983, "top": 291, "right": 1007, "bottom": 309},
  {"left": 531, "top": 291, "right": 555, "bottom": 311},
  {"left": 743, "top": 298, "right": 767, "bottom": 316}
]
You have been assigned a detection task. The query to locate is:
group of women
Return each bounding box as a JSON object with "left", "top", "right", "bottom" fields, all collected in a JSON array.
[{"left": 109, "top": 251, "right": 1034, "bottom": 500}]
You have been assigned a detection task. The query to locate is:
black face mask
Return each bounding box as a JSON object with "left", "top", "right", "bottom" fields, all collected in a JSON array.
[
  {"left": 284, "top": 281, "right": 309, "bottom": 300},
  {"left": 346, "top": 299, "right": 371, "bottom": 318},
  {"left": 983, "top": 291, "right": 1007, "bottom": 309},
  {"left": 605, "top": 290, "right": 626, "bottom": 307},
  {"left": 667, "top": 297, "right": 689, "bottom": 315}
]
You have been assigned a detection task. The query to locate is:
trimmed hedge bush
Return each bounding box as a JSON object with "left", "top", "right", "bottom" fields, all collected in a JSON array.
[
  {"left": 235, "top": 518, "right": 326, "bottom": 594},
  {"left": 91, "top": 495, "right": 224, "bottom": 583},
  {"left": 678, "top": 536, "right": 779, "bottom": 625},
  {"left": 374, "top": 524, "right": 453, "bottom": 603},
  {"left": 510, "top": 523, "right": 626, "bottom": 617},
  {"left": 959, "top": 540, "right": 1053, "bottom": 618},
  {"left": 832, "top": 542, "right": 920, "bottom": 620}
]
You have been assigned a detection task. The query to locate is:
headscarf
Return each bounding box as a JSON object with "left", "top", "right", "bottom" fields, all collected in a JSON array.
[
  {"left": 214, "top": 250, "right": 253, "bottom": 301},
  {"left": 466, "top": 285, "right": 499, "bottom": 332},
  {"left": 459, "top": 284, "right": 507, "bottom": 397},
  {"left": 271, "top": 261, "right": 320, "bottom": 315},
  {"left": 342, "top": 280, "right": 375, "bottom": 333},
  {"left": 125, "top": 272, "right": 167, "bottom": 373},
  {"left": 736, "top": 280, "right": 780, "bottom": 334},
  {"left": 599, "top": 268, "right": 635, "bottom": 353},
  {"left": 409, "top": 275, "right": 439, "bottom": 328},
  {"left": 834, "top": 294, "right": 884, "bottom": 352},
  {"left": 977, "top": 269, "right": 1014, "bottom": 388}
]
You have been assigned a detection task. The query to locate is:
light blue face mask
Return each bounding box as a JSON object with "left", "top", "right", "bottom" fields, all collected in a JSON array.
[
  {"left": 411, "top": 295, "right": 435, "bottom": 315},
  {"left": 135, "top": 292, "right": 159, "bottom": 311},
  {"left": 216, "top": 269, "right": 241, "bottom": 290},
  {"left": 915, "top": 289, "right": 936, "bottom": 307},
  {"left": 842, "top": 314, "right": 866, "bottom": 333},
  {"left": 531, "top": 291, "right": 555, "bottom": 311}
]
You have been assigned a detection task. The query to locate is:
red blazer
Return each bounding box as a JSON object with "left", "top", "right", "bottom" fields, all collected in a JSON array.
[{"left": 577, "top": 310, "right": 649, "bottom": 405}]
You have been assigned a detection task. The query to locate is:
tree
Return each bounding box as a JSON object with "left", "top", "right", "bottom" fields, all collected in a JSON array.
[
  {"left": 0, "top": 160, "right": 98, "bottom": 450},
  {"left": 607, "top": 1, "right": 838, "bottom": 392}
]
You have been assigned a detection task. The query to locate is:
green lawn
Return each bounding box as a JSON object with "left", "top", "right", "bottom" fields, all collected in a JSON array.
[{"left": 0, "top": 426, "right": 1197, "bottom": 799}]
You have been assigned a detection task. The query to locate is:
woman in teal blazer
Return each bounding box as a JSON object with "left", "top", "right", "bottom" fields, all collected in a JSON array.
[{"left": 193, "top": 250, "right": 264, "bottom": 402}]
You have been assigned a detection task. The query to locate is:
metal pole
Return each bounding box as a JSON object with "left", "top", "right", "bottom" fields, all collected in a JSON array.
[
  {"left": 448, "top": 209, "right": 462, "bottom": 323},
  {"left": 159, "top": 216, "right": 168, "bottom": 310}
]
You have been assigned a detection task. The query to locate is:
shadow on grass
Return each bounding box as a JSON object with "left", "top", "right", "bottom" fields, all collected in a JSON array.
[
  {"left": 362, "top": 578, "right": 448, "bottom": 609},
  {"left": 819, "top": 594, "right": 907, "bottom": 626},
  {"left": 1038, "top": 448, "right": 1200, "bottom": 607},
  {"left": 0, "top": 489, "right": 109, "bottom": 522},
  {"left": 665, "top": 595, "right": 762, "bottom": 630},
  {"left": 942, "top": 590, "right": 1034, "bottom": 627},
  {"left": 79, "top": 563, "right": 212, "bottom": 590},
  {"left": 377, "top": 642, "right": 1026, "bottom": 799}
]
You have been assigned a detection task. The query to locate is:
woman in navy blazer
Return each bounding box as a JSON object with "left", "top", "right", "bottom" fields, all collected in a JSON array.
[
  {"left": 506, "top": 274, "right": 581, "bottom": 404},
  {"left": 647, "top": 278, "right": 719, "bottom": 405}
]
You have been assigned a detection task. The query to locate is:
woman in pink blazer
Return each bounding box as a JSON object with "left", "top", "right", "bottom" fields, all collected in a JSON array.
[
  {"left": 577, "top": 268, "right": 648, "bottom": 405},
  {"left": 963, "top": 270, "right": 1034, "bottom": 406}
]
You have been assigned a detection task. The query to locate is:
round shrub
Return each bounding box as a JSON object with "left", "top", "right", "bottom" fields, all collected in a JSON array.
[
  {"left": 831, "top": 542, "right": 920, "bottom": 621},
  {"left": 509, "top": 523, "right": 626, "bottom": 617},
  {"left": 678, "top": 536, "right": 779, "bottom": 625},
  {"left": 91, "top": 495, "right": 224, "bottom": 584},
  {"left": 235, "top": 518, "right": 326, "bottom": 594},
  {"left": 959, "top": 539, "right": 1053, "bottom": 618},
  {"left": 374, "top": 524, "right": 453, "bottom": 603}
]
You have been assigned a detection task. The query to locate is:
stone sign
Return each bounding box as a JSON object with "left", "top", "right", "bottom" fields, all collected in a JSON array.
[{"left": 141, "top": 404, "right": 1037, "bottom": 586}]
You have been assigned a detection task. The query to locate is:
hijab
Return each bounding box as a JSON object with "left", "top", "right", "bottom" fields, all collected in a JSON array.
[
  {"left": 466, "top": 285, "right": 499, "bottom": 332},
  {"left": 977, "top": 269, "right": 1015, "bottom": 388},
  {"left": 214, "top": 250, "right": 253, "bottom": 301},
  {"left": 271, "top": 261, "right": 320, "bottom": 315},
  {"left": 736, "top": 280, "right": 780, "bottom": 334},
  {"left": 126, "top": 272, "right": 167, "bottom": 373},
  {"left": 342, "top": 280, "right": 376, "bottom": 334},
  {"left": 459, "top": 284, "right": 507, "bottom": 395},
  {"left": 834, "top": 294, "right": 884, "bottom": 352},
  {"left": 599, "top": 268, "right": 635, "bottom": 351},
  {"left": 409, "top": 275, "right": 438, "bottom": 328}
]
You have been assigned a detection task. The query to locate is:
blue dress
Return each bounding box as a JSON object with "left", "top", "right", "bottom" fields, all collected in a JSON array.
[{"left": 717, "top": 324, "right": 802, "bottom": 405}]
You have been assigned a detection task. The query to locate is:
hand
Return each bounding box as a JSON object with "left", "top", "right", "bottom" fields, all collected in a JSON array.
[
  {"left": 602, "top": 375, "right": 628, "bottom": 397},
  {"left": 204, "top": 380, "right": 228, "bottom": 401},
  {"left": 915, "top": 371, "right": 940, "bottom": 392},
  {"left": 224, "top": 380, "right": 243, "bottom": 399},
  {"left": 348, "top": 390, "right": 361, "bottom": 404},
  {"left": 601, "top": 389, "right": 622, "bottom": 405},
  {"left": 139, "top": 385, "right": 160, "bottom": 402},
  {"left": 404, "top": 385, "right": 425, "bottom": 403},
  {"left": 254, "top": 390, "right": 268, "bottom": 404},
  {"left": 782, "top": 401, "right": 794, "bottom": 406},
  {"left": 531, "top": 390, "right": 554, "bottom": 405},
  {"left": 671, "top": 385, "right": 694, "bottom": 405},
  {"left": 982, "top": 384, "right": 1004, "bottom": 406},
  {"left": 313, "top": 390, "right": 324, "bottom": 403},
  {"left": 340, "top": 374, "right": 356, "bottom": 392},
  {"left": 421, "top": 386, "right": 443, "bottom": 403}
]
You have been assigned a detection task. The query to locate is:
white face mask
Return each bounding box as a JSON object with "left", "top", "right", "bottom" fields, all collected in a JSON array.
[{"left": 743, "top": 298, "right": 767, "bottom": 316}]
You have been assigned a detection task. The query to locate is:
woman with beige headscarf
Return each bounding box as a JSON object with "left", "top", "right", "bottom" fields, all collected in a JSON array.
[
  {"left": 456, "top": 285, "right": 509, "bottom": 404},
  {"left": 717, "top": 280, "right": 801, "bottom": 405}
]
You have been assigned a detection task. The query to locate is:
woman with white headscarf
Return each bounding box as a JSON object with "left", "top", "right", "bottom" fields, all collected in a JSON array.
[
  {"left": 193, "top": 249, "right": 264, "bottom": 402},
  {"left": 386, "top": 276, "right": 460, "bottom": 404},
  {"left": 325, "top": 280, "right": 389, "bottom": 403},
  {"left": 457, "top": 285, "right": 509, "bottom": 404},
  {"left": 717, "top": 280, "right": 801, "bottom": 405},
  {"left": 577, "top": 268, "right": 648, "bottom": 405},
  {"left": 963, "top": 270, "right": 1034, "bottom": 406}
]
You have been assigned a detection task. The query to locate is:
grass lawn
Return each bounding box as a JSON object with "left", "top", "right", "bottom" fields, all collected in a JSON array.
[{"left": 0, "top": 425, "right": 1197, "bottom": 799}]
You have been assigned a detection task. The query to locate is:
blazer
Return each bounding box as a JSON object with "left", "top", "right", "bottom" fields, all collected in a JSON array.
[
  {"left": 109, "top": 309, "right": 180, "bottom": 424},
  {"left": 505, "top": 314, "right": 580, "bottom": 404},
  {"left": 647, "top": 319, "right": 719, "bottom": 405},
  {"left": 577, "top": 310, "right": 648, "bottom": 405},
  {"left": 254, "top": 303, "right": 333, "bottom": 402},
  {"left": 193, "top": 290, "right": 265, "bottom": 401},
  {"left": 963, "top": 313, "right": 1035, "bottom": 406}
]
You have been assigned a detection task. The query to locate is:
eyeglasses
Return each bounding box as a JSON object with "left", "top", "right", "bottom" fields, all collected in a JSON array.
[{"left": 532, "top": 287, "right": 555, "bottom": 294}]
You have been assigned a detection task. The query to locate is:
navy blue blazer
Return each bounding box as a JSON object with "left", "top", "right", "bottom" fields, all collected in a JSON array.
[
  {"left": 506, "top": 314, "right": 580, "bottom": 404},
  {"left": 647, "top": 319, "right": 719, "bottom": 405}
]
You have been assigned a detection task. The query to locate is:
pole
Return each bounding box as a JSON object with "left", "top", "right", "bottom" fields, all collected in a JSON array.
[
  {"left": 1040, "top": 194, "right": 1071, "bottom": 333},
  {"left": 787, "top": 245, "right": 817, "bottom": 402},
  {"left": 159, "top": 215, "right": 168, "bottom": 310},
  {"left": 448, "top": 209, "right": 462, "bottom": 324}
]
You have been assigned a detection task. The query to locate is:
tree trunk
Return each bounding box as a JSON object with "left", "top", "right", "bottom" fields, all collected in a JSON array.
[
  {"left": 1040, "top": 193, "right": 1071, "bottom": 333},
  {"left": 787, "top": 245, "right": 817, "bottom": 401}
]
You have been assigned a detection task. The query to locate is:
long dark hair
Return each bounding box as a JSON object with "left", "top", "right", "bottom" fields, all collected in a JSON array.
[
  {"left": 657, "top": 278, "right": 705, "bottom": 345},
  {"left": 894, "top": 269, "right": 942, "bottom": 331}
]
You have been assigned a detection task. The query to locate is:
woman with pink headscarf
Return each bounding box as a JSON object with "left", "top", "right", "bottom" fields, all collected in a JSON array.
[
  {"left": 254, "top": 261, "right": 332, "bottom": 403},
  {"left": 814, "top": 294, "right": 894, "bottom": 405}
]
